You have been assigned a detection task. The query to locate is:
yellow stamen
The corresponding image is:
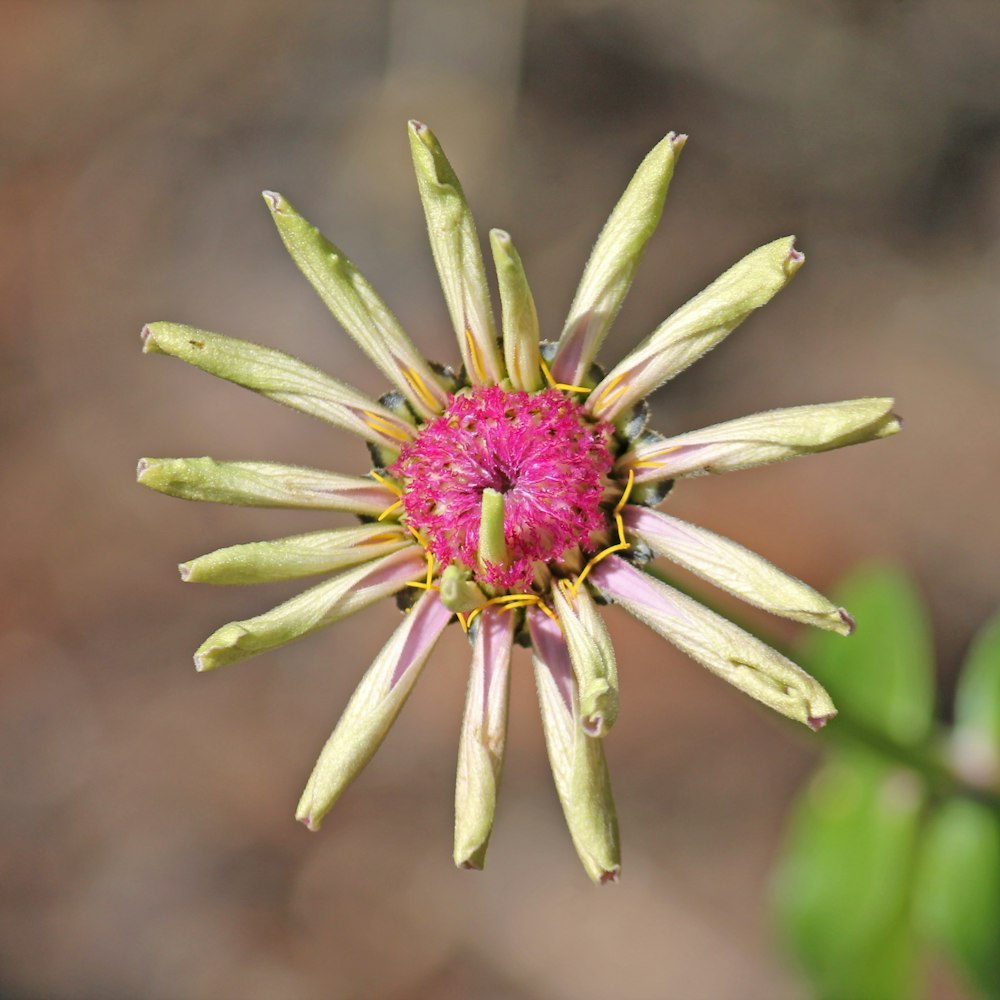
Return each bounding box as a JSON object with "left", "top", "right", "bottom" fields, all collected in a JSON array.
[
  {"left": 536, "top": 600, "right": 561, "bottom": 629},
  {"left": 401, "top": 364, "right": 440, "bottom": 414},
  {"left": 464, "top": 328, "right": 488, "bottom": 385},
  {"left": 591, "top": 373, "right": 625, "bottom": 410},
  {"left": 377, "top": 499, "right": 403, "bottom": 522},
  {"left": 539, "top": 356, "right": 591, "bottom": 394},
  {"left": 362, "top": 412, "right": 411, "bottom": 444},
  {"left": 405, "top": 523, "right": 430, "bottom": 549},
  {"left": 634, "top": 460, "right": 664, "bottom": 469},
  {"left": 570, "top": 471, "right": 635, "bottom": 597},
  {"left": 359, "top": 529, "right": 406, "bottom": 545},
  {"left": 456, "top": 612, "right": 470, "bottom": 634},
  {"left": 369, "top": 470, "right": 403, "bottom": 496}
]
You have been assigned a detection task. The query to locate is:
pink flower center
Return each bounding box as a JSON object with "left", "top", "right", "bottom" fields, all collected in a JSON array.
[{"left": 390, "top": 386, "right": 613, "bottom": 588}]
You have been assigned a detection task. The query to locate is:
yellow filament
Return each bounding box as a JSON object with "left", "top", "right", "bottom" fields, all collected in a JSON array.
[
  {"left": 591, "top": 373, "right": 625, "bottom": 410},
  {"left": 634, "top": 460, "right": 664, "bottom": 469},
  {"left": 464, "top": 328, "right": 489, "bottom": 385},
  {"left": 456, "top": 612, "right": 470, "bottom": 634},
  {"left": 359, "top": 529, "right": 405, "bottom": 545},
  {"left": 363, "top": 412, "right": 411, "bottom": 444},
  {"left": 377, "top": 499, "right": 403, "bottom": 522},
  {"left": 369, "top": 470, "right": 403, "bottom": 496},
  {"left": 401, "top": 365, "right": 440, "bottom": 414},
  {"left": 539, "top": 356, "right": 591, "bottom": 394},
  {"left": 405, "top": 523, "right": 429, "bottom": 549},
  {"left": 570, "top": 471, "right": 635, "bottom": 597}
]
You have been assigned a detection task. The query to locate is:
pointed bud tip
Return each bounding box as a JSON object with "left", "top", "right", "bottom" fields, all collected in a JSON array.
[
  {"left": 838, "top": 608, "right": 856, "bottom": 635},
  {"left": 784, "top": 243, "right": 805, "bottom": 275},
  {"left": 458, "top": 859, "right": 484, "bottom": 871},
  {"left": 806, "top": 711, "right": 837, "bottom": 732},
  {"left": 139, "top": 323, "right": 156, "bottom": 352},
  {"left": 669, "top": 132, "right": 688, "bottom": 151},
  {"left": 582, "top": 714, "right": 609, "bottom": 738},
  {"left": 297, "top": 813, "right": 321, "bottom": 832},
  {"left": 178, "top": 562, "right": 192, "bottom": 582},
  {"left": 408, "top": 119, "right": 426, "bottom": 132},
  {"left": 135, "top": 458, "right": 150, "bottom": 481},
  {"left": 193, "top": 652, "right": 208, "bottom": 672},
  {"left": 598, "top": 866, "right": 621, "bottom": 885},
  {"left": 261, "top": 190, "right": 283, "bottom": 213}
]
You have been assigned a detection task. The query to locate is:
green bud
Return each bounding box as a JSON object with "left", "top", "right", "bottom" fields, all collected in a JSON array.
[
  {"left": 194, "top": 548, "right": 424, "bottom": 671},
  {"left": 551, "top": 132, "right": 686, "bottom": 386},
  {"left": 137, "top": 457, "right": 395, "bottom": 515},
  {"left": 180, "top": 524, "right": 410, "bottom": 585},
  {"left": 477, "top": 488, "right": 508, "bottom": 572},
  {"left": 264, "top": 190, "right": 448, "bottom": 420},
  {"left": 408, "top": 121, "right": 503, "bottom": 386},
  {"left": 553, "top": 584, "right": 620, "bottom": 737},
  {"left": 588, "top": 237, "right": 804, "bottom": 421},
  {"left": 440, "top": 565, "right": 487, "bottom": 613},
  {"left": 489, "top": 229, "right": 542, "bottom": 392},
  {"left": 141, "top": 322, "right": 414, "bottom": 449}
]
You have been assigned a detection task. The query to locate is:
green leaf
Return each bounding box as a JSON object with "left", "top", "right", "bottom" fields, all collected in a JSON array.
[
  {"left": 954, "top": 610, "right": 1000, "bottom": 765},
  {"left": 915, "top": 798, "right": 1000, "bottom": 999},
  {"left": 772, "top": 749, "right": 925, "bottom": 1000},
  {"left": 803, "top": 565, "right": 934, "bottom": 747}
]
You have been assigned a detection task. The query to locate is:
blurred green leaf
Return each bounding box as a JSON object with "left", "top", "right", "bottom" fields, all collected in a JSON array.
[
  {"left": 773, "top": 749, "right": 925, "bottom": 1000},
  {"left": 954, "top": 610, "right": 1000, "bottom": 760},
  {"left": 804, "top": 565, "right": 934, "bottom": 747},
  {"left": 915, "top": 798, "right": 1000, "bottom": 999}
]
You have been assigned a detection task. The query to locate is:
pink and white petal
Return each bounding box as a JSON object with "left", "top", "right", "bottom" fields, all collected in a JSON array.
[
  {"left": 296, "top": 590, "right": 454, "bottom": 831},
  {"left": 623, "top": 506, "right": 853, "bottom": 634},
  {"left": 454, "top": 607, "right": 515, "bottom": 870},
  {"left": 528, "top": 609, "right": 621, "bottom": 884},
  {"left": 194, "top": 547, "right": 425, "bottom": 671},
  {"left": 590, "top": 556, "right": 836, "bottom": 730},
  {"left": 620, "top": 398, "right": 900, "bottom": 484}
]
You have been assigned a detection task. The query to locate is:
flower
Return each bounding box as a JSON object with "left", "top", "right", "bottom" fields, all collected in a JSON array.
[{"left": 138, "top": 121, "right": 900, "bottom": 883}]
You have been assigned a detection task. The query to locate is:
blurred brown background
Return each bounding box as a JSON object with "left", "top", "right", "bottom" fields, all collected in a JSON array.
[{"left": 1, "top": 1, "right": 998, "bottom": 997}]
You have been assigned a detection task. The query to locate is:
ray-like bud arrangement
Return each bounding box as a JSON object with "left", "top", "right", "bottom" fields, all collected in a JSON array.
[
  {"left": 180, "top": 524, "right": 411, "bottom": 585},
  {"left": 490, "top": 229, "right": 542, "bottom": 392},
  {"left": 454, "top": 608, "right": 514, "bottom": 870},
  {"left": 409, "top": 121, "right": 504, "bottom": 386},
  {"left": 551, "top": 133, "right": 686, "bottom": 387},
  {"left": 529, "top": 610, "right": 621, "bottom": 884},
  {"left": 264, "top": 191, "right": 449, "bottom": 420},
  {"left": 194, "top": 548, "right": 425, "bottom": 671},
  {"left": 137, "top": 458, "right": 397, "bottom": 514},
  {"left": 592, "top": 557, "right": 837, "bottom": 729},
  {"left": 141, "top": 122, "right": 900, "bottom": 882},
  {"left": 141, "top": 322, "right": 414, "bottom": 450},
  {"left": 297, "top": 592, "right": 454, "bottom": 831},
  {"left": 621, "top": 398, "right": 900, "bottom": 483},
  {"left": 623, "top": 507, "right": 854, "bottom": 634},
  {"left": 553, "top": 583, "right": 620, "bottom": 737},
  {"left": 588, "top": 237, "right": 804, "bottom": 421}
]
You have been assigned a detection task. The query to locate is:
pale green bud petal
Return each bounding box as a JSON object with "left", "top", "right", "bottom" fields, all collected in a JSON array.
[
  {"left": 490, "top": 229, "right": 542, "bottom": 392},
  {"left": 588, "top": 237, "right": 803, "bottom": 421},
  {"left": 439, "top": 565, "right": 487, "bottom": 613},
  {"left": 141, "top": 323, "right": 414, "bottom": 450},
  {"left": 454, "top": 607, "right": 514, "bottom": 870},
  {"left": 528, "top": 609, "right": 621, "bottom": 884},
  {"left": 591, "top": 557, "right": 836, "bottom": 730},
  {"left": 408, "top": 121, "right": 503, "bottom": 386},
  {"left": 624, "top": 507, "right": 853, "bottom": 634},
  {"left": 137, "top": 458, "right": 397, "bottom": 515},
  {"left": 551, "top": 133, "right": 686, "bottom": 386},
  {"left": 478, "top": 487, "right": 509, "bottom": 573},
  {"left": 622, "top": 398, "right": 901, "bottom": 484},
  {"left": 194, "top": 548, "right": 425, "bottom": 671},
  {"left": 297, "top": 591, "right": 453, "bottom": 830},
  {"left": 552, "top": 584, "right": 620, "bottom": 737},
  {"left": 179, "top": 524, "right": 410, "bottom": 585},
  {"left": 263, "top": 190, "right": 448, "bottom": 420}
]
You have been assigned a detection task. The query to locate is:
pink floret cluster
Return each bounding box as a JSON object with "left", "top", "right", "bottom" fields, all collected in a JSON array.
[{"left": 391, "top": 386, "right": 613, "bottom": 588}]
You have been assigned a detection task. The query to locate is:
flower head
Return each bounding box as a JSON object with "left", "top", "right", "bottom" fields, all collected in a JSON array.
[{"left": 139, "top": 122, "right": 900, "bottom": 882}]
